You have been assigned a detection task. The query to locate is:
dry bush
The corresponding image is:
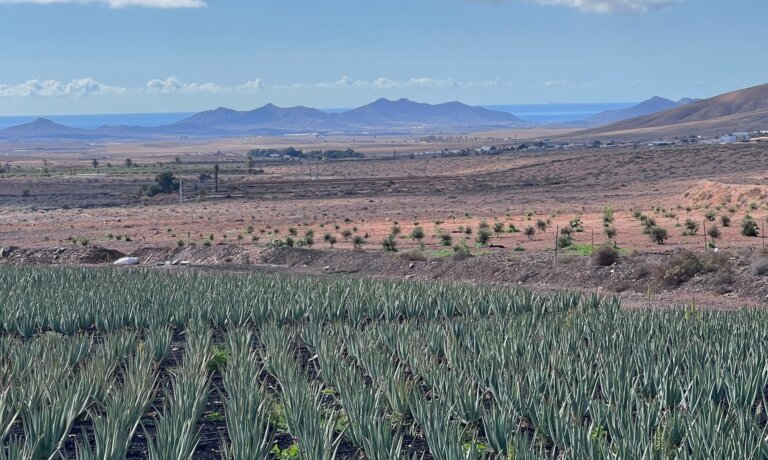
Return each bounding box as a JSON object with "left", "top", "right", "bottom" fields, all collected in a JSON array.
[
  {"left": 751, "top": 258, "right": 768, "bottom": 276},
  {"left": 398, "top": 250, "right": 427, "bottom": 262},
  {"left": 655, "top": 251, "right": 730, "bottom": 287},
  {"left": 592, "top": 245, "right": 619, "bottom": 267}
]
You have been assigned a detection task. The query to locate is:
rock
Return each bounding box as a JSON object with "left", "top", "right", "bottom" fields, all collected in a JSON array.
[{"left": 409, "top": 262, "right": 415, "bottom": 269}]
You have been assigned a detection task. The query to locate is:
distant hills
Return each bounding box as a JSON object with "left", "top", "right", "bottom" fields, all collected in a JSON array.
[
  {"left": 576, "top": 82, "right": 768, "bottom": 140},
  {"left": 585, "top": 96, "right": 697, "bottom": 126},
  {"left": 0, "top": 98, "right": 529, "bottom": 141},
  {"left": 3, "top": 84, "right": 766, "bottom": 143}
]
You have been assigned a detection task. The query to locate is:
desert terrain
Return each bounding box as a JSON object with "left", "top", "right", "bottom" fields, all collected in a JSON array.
[{"left": 2, "top": 138, "right": 768, "bottom": 309}]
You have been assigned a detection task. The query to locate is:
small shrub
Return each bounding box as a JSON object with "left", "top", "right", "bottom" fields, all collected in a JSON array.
[
  {"left": 524, "top": 226, "right": 536, "bottom": 241},
  {"left": 536, "top": 219, "right": 548, "bottom": 232},
  {"left": 452, "top": 246, "right": 471, "bottom": 261},
  {"left": 720, "top": 215, "right": 731, "bottom": 227},
  {"left": 493, "top": 221, "right": 505, "bottom": 237},
  {"left": 751, "top": 258, "right": 768, "bottom": 276},
  {"left": 557, "top": 234, "right": 573, "bottom": 249},
  {"left": 683, "top": 218, "right": 699, "bottom": 236},
  {"left": 352, "top": 235, "right": 366, "bottom": 249},
  {"left": 741, "top": 215, "right": 759, "bottom": 237},
  {"left": 398, "top": 249, "right": 427, "bottom": 261},
  {"left": 704, "top": 210, "right": 717, "bottom": 221},
  {"left": 649, "top": 226, "right": 668, "bottom": 245},
  {"left": 604, "top": 226, "right": 617, "bottom": 242},
  {"left": 569, "top": 215, "right": 584, "bottom": 232},
  {"left": 592, "top": 245, "right": 619, "bottom": 266},
  {"left": 706, "top": 226, "right": 721, "bottom": 240},
  {"left": 439, "top": 232, "right": 452, "bottom": 246},
  {"left": 406, "top": 226, "right": 424, "bottom": 244},
  {"left": 476, "top": 228, "right": 491, "bottom": 246},
  {"left": 602, "top": 206, "right": 614, "bottom": 225},
  {"left": 658, "top": 252, "right": 704, "bottom": 287},
  {"left": 382, "top": 235, "right": 398, "bottom": 252}
]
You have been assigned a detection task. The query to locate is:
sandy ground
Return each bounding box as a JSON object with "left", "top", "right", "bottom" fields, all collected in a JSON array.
[{"left": 1, "top": 141, "right": 768, "bottom": 308}]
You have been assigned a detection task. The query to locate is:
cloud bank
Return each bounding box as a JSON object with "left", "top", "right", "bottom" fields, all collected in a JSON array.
[
  {"left": 474, "top": 0, "right": 682, "bottom": 14},
  {"left": 0, "top": 78, "right": 125, "bottom": 97},
  {"left": 0, "top": 0, "right": 205, "bottom": 8},
  {"left": 0, "top": 76, "right": 500, "bottom": 98}
]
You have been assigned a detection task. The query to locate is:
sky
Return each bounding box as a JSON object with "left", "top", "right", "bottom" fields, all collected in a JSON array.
[{"left": 0, "top": 0, "right": 766, "bottom": 115}]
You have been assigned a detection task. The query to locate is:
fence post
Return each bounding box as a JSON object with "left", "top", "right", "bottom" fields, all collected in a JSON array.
[
  {"left": 554, "top": 225, "right": 559, "bottom": 261},
  {"left": 703, "top": 219, "right": 707, "bottom": 251}
]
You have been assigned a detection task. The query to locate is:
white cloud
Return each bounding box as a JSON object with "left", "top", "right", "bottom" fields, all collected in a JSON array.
[
  {"left": 1, "top": 75, "right": 495, "bottom": 98},
  {"left": 144, "top": 76, "right": 223, "bottom": 94},
  {"left": 277, "top": 76, "right": 496, "bottom": 91},
  {"left": 472, "top": 0, "right": 682, "bottom": 14},
  {"left": 0, "top": 76, "right": 263, "bottom": 97},
  {"left": 0, "top": 0, "right": 205, "bottom": 8},
  {"left": 144, "top": 77, "right": 263, "bottom": 94},
  {"left": 0, "top": 78, "right": 125, "bottom": 97},
  {"left": 534, "top": 0, "right": 681, "bottom": 14}
]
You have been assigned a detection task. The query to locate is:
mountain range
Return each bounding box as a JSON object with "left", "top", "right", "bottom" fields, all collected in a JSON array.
[
  {"left": 584, "top": 96, "right": 697, "bottom": 126},
  {"left": 576, "top": 82, "right": 768, "bottom": 140},
  {"left": 2, "top": 82, "right": 766, "bottom": 142},
  {"left": 0, "top": 98, "right": 529, "bottom": 141}
]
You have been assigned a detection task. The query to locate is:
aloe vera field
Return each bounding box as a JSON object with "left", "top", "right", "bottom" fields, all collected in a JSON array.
[{"left": 1, "top": 266, "right": 768, "bottom": 459}]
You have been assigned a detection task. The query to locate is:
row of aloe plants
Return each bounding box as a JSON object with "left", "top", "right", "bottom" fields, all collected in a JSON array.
[{"left": 0, "top": 266, "right": 611, "bottom": 337}]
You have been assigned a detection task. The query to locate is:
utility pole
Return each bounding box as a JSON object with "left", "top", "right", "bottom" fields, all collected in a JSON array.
[
  {"left": 214, "top": 163, "right": 219, "bottom": 193},
  {"left": 179, "top": 178, "right": 184, "bottom": 204},
  {"left": 424, "top": 157, "right": 427, "bottom": 177}
]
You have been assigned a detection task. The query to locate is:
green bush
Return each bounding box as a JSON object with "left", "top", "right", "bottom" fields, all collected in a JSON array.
[
  {"left": 476, "top": 228, "right": 491, "bottom": 246},
  {"left": 649, "top": 226, "right": 668, "bottom": 245},
  {"left": 741, "top": 215, "right": 759, "bottom": 237},
  {"left": 382, "top": 235, "right": 398, "bottom": 252}
]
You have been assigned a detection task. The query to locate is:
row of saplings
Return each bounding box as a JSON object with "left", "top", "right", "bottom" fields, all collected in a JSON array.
[{"left": 634, "top": 211, "right": 761, "bottom": 246}]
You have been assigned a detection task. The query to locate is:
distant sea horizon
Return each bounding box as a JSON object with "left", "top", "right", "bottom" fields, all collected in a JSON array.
[{"left": 0, "top": 102, "right": 636, "bottom": 129}]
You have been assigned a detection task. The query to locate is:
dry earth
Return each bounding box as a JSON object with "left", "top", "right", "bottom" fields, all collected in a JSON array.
[{"left": 2, "top": 142, "right": 768, "bottom": 309}]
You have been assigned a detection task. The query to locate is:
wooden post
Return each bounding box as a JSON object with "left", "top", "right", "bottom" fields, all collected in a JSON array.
[
  {"left": 214, "top": 163, "right": 219, "bottom": 193},
  {"left": 591, "top": 229, "right": 595, "bottom": 249},
  {"left": 703, "top": 219, "right": 707, "bottom": 251},
  {"left": 554, "top": 225, "right": 559, "bottom": 261}
]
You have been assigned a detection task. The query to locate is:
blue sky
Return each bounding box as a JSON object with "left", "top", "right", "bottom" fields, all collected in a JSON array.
[{"left": 0, "top": 0, "right": 766, "bottom": 115}]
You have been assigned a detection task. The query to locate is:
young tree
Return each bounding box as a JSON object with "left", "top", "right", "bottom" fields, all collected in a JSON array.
[
  {"left": 476, "top": 228, "right": 491, "bottom": 246},
  {"left": 536, "top": 219, "right": 547, "bottom": 233},
  {"left": 146, "top": 172, "right": 180, "bottom": 197},
  {"left": 382, "top": 235, "right": 398, "bottom": 252},
  {"left": 352, "top": 235, "right": 366, "bottom": 249},
  {"left": 524, "top": 226, "right": 536, "bottom": 241},
  {"left": 493, "top": 221, "right": 504, "bottom": 237},
  {"left": 741, "top": 215, "right": 759, "bottom": 237},
  {"left": 649, "top": 226, "right": 669, "bottom": 245},
  {"left": 410, "top": 226, "right": 425, "bottom": 243},
  {"left": 323, "top": 232, "right": 337, "bottom": 248}
]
